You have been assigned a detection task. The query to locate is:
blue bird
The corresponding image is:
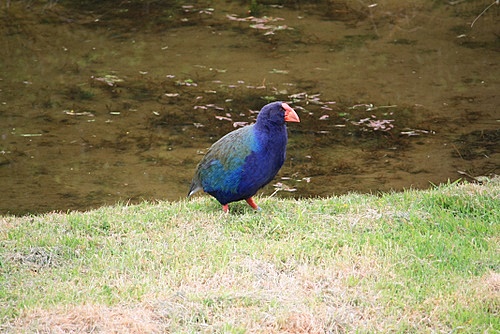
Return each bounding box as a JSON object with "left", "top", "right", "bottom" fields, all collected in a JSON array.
[{"left": 188, "top": 101, "right": 300, "bottom": 212}]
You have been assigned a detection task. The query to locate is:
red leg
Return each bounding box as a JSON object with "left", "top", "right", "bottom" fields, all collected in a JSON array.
[
  {"left": 245, "top": 197, "right": 261, "bottom": 211},
  {"left": 222, "top": 204, "right": 229, "bottom": 213}
]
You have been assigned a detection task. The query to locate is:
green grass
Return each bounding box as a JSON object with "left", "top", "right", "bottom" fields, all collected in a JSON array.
[{"left": 1, "top": 178, "right": 499, "bottom": 333}]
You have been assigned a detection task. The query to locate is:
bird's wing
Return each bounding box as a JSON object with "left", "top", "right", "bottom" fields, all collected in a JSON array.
[{"left": 196, "top": 125, "right": 257, "bottom": 194}]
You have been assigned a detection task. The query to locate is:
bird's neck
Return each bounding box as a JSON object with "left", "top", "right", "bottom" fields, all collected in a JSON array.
[{"left": 254, "top": 122, "right": 288, "bottom": 151}]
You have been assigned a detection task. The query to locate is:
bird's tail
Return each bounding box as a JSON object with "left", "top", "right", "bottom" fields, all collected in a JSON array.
[{"left": 187, "top": 179, "right": 202, "bottom": 197}]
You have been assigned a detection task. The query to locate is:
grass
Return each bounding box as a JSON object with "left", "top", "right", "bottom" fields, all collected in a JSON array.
[{"left": 0, "top": 178, "right": 499, "bottom": 333}]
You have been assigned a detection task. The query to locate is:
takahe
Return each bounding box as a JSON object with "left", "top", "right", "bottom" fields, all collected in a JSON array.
[{"left": 188, "top": 101, "right": 300, "bottom": 212}]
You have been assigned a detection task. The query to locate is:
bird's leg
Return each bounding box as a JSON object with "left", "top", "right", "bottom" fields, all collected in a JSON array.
[
  {"left": 245, "top": 197, "right": 261, "bottom": 211},
  {"left": 222, "top": 204, "right": 229, "bottom": 213}
]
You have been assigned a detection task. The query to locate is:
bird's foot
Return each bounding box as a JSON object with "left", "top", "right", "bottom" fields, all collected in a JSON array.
[{"left": 245, "top": 197, "right": 261, "bottom": 211}]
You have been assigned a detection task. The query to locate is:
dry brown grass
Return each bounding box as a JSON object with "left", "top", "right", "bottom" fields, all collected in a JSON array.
[
  {"left": 10, "top": 249, "right": 389, "bottom": 333},
  {"left": 465, "top": 271, "right": 500, "bottom": 315},
  {"left": 12, "top": 304, "right": 164, "bottom": 334}
]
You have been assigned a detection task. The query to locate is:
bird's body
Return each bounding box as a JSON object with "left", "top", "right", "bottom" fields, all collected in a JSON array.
[{"left": 188, "top": 101, "right": 300, "bottom": 212}]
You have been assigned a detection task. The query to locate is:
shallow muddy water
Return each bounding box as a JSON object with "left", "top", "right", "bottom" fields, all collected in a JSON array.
[{"left": 0, "top": 0, "right": 498, "bottom": 215}]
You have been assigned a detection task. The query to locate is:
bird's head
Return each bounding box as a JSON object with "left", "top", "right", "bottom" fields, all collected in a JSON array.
[{"left": 256, "top": 101, "right": 300, "bottom": 126}]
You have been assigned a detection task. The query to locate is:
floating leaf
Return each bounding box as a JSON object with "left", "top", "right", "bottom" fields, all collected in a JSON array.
[
  {"left": 92, "top": 75, "right": 123, "bottom": 87},
  {"left": 269, "top": 69, "right": 289, "bottom": 74},
  {"left": 233, "top": 121, "right": 248, "bottom": 128},
  {"left": 215, "top": 116, "right": 232, "bottom": 121},
  {"left": 273, "top": 182, "right": 297, "bottom": 192},
  {"left": 63, "top": 110, "right": 94, "bottom": 117},
  {"left": 19, "top": 133, "right": 42, "bottom": 137}
]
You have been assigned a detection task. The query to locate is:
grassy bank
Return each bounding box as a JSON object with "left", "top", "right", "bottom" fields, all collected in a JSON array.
[{"left": 1, "top": 179, "right": 499, "bottom": 333}]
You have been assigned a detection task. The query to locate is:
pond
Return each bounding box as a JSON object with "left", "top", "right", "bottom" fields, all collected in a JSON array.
[{"left": 0, "top": 0, "right": 498, "bottom": 215}]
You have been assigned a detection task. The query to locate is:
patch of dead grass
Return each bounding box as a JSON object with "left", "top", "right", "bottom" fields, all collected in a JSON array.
[
  {"left": 279, "top": 312, "right": 323, "bottom": 334},
  {"left": 468, "top": 271, "right": 500, "bottom": 314},
  {"left": 8, "top": 247, "right": 390, "bottom": 333},
  {"left": 11, "top": 303, "right": 166, "bottom": 334}
]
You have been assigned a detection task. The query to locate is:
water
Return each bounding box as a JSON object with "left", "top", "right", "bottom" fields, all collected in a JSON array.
[{"left": 0, "top": 0, "right": 498, "bottom": 215}]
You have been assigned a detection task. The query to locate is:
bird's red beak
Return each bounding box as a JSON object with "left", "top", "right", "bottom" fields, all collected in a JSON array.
[{"left": 282, "top": 103, "right": 300, "bottom": 123}]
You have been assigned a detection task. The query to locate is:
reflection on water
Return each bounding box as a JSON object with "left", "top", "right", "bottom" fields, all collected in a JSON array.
[{"left": 0, "top": 1, "right": 498, "bottom": 215}]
